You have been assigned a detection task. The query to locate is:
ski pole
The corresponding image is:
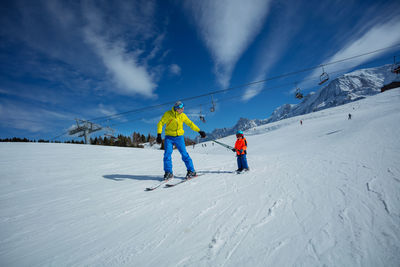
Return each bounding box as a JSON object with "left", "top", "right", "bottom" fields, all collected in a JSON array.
[{"left": 212, "top": 140, "right": 235, "bottom": 150}]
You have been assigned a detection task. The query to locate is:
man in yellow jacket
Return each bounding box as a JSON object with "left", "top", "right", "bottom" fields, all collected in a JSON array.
[{"left": 157, "top": 101, "right": 206, "bottom": 179}]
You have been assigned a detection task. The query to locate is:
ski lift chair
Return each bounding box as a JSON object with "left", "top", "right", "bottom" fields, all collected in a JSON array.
[
  {"left": 295, "top": 86, "right": 303, "bottom": 99},
  {"left": 295, "top": 91, "right": 303, "bottom": 99},
  {"left": 199, "top": 105, "right": 206, "bottom": 123},
  {"left": 318, "top": 67, "right": 329, "bottom": 85},
  {"left": 210, "top": 95, "right": 216, "bottom": 112}
]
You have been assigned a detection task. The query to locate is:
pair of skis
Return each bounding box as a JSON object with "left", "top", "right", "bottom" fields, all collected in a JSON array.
[
  {"left": 145, "top": 174, "right": 201, "bottom": 191},
  {"left": 145, "top": 178, "right": 172, "bottom": 191}
]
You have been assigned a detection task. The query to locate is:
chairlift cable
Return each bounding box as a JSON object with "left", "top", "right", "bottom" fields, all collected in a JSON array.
[{"left": 87, "top": 44, "right": 400, "bottom": 123}]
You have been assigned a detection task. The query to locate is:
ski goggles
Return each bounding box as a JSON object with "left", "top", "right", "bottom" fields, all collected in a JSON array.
[{"left": 174, "top": 102, "right": 184, "bottom": 110}]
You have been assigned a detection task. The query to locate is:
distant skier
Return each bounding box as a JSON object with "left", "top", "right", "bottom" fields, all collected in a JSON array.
[
  {"left": 157, "top": 101, "right": 206, "bottom": 179},
  {"left": 300, "top": 120, "right": 303, "bottom": 125},
  {"left": 232, "top": 130, "right": 249, "bottom": 173},
  {"left": 348, "top": 113, "right": 352, "bottom": 120}
]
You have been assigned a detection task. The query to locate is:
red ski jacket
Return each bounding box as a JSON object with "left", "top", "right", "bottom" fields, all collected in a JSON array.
[{"left": 235, "top": 137, "right": 247, "bottom": 155}]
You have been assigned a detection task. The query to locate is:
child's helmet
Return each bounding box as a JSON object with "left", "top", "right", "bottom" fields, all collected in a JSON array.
[{"left": 236, "top": 130, "right": 243, "bottom": 137}]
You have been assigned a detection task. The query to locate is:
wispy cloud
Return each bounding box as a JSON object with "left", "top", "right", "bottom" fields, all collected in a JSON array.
[
  {"left": 0, "top": 99, "right": 125, "bottom": 136},
  {"left": 301, "top": 17, "right": 400, "bottom": 89},
  {"left": 242, "top": 2, "right": 302, "bottom": 101},
  {"left": 147, "top": 32, "right": 167, "bottom": 62},
  {"left": 169, "top": 64, "right": 182, "bottom": 76},
  {"left": 81, "top": 1, "right": 159, "bottom": 98},
  {"left": 242, "top": 83, "right": 265, "bottom": 101},
  {"left": 141, "top": 114, "right": 163, "bottom": 125},
  {"left": 84, "top": 30, "right": 157, "bottom": 98},
  {"left": 94, "top": 104, "right": 128, "bottom": 123},
  {"left": 96, "top": 103, "right": 118, "bottom": 118},
  {"left": 184, "top": 0, "right": 272, "bottom": 87},
  {"left": 2, "top": 0, "right": 163, "bottom": 99},
  {"left": 0, "top": 100, "right": 71, "bottom": 133}
]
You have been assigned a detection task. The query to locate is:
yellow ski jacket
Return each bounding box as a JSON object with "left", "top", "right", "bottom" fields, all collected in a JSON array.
[{"left": 157, "top": 107, "right": 200, "bottom": 136}]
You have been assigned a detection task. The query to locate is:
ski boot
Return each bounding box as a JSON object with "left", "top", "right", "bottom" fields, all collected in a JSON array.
[
  {"left": 164, "top": 172, "right": 173, "bottom": 180},
  {"left": 186, "top": 170, "right": 197, "bottom": 179}
]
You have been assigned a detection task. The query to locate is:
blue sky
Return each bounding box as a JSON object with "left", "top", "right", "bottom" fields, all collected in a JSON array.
[{"left": 1, "top": 0, "right": 400, "bottom": 141}]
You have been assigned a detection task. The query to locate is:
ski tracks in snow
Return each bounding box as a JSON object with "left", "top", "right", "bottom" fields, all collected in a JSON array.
[
  {"left": 205, "top": 199, "right": 284, "bottom": 267},
  {"left": 167, "top": 163, "right": 287, "bottom": 266}
]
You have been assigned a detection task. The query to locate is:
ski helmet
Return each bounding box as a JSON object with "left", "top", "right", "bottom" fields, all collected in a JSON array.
[
  {"left": 173, "top": 101, "right": 184, "bottom": 110},
  {"left": 236, "top": 130, "right": 244, "bottom": 137}
]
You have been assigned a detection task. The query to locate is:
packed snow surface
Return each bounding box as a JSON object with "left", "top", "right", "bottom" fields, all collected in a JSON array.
[{"left": 1, "top": 89, "right": 400, "bottom": 267}]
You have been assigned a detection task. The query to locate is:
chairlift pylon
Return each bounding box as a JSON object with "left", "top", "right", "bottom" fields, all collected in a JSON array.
[
  {"left": 319, "top": 66, "right": 329, "bottom": 85},
  {"left": 68, "top": 119, "right": 103, "bottom": 144}
]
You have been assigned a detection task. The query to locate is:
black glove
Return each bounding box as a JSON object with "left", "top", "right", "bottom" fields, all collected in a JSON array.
[
  {"left": 232, "top": 148, "right": 236, "bottom": 152},
  {"left": 156, "top": 134, "right": 162, "bottom": 144},
  {"left": 199, "top": 130, "right": 206, "bottom": 138}
]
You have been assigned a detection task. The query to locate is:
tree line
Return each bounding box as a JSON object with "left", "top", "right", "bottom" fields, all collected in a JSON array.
[
  {"left": 90, "top": 132, "right": 154, "bottom": 148},
  {"left": 0, "top": 137, "right": 69, "bottom": 143}
]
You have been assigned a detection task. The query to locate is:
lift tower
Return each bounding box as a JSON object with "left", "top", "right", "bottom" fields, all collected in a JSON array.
[{"left": 68, "top": 119, "right": 103, "bottom": 144}]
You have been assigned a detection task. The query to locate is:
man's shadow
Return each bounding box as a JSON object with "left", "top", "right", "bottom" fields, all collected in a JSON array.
[{"left": 103, "top": 174, "right": 163, "bottom": 182}]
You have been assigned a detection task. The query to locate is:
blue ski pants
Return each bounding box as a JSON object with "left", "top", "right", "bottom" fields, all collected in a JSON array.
[
  {"left": 164, "top": 135, "right": 195, "bottom": 173},
  {"left": 237, "top": 154, "right": 249, "bottom": 170}
]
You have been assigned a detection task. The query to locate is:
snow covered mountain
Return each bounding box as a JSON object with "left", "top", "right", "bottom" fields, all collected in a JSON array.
[
  {"left": 268, "top": 64, "right": 399, "bottom": 122},
  {"left": 206, "top": 64, "right": 399, "bottom": 140},
  {"left": 205, "top": 117, "right": 267, "bottom": 140}
]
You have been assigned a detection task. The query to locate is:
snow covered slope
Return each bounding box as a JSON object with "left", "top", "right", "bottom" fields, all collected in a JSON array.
[{"left": 1, "top": 89, "right": 400, "bottom": 267}]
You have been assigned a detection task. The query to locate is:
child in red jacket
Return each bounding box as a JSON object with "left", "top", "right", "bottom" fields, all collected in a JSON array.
[{"left": 232, "top": 130, "right": 249, "bottom": 173}]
